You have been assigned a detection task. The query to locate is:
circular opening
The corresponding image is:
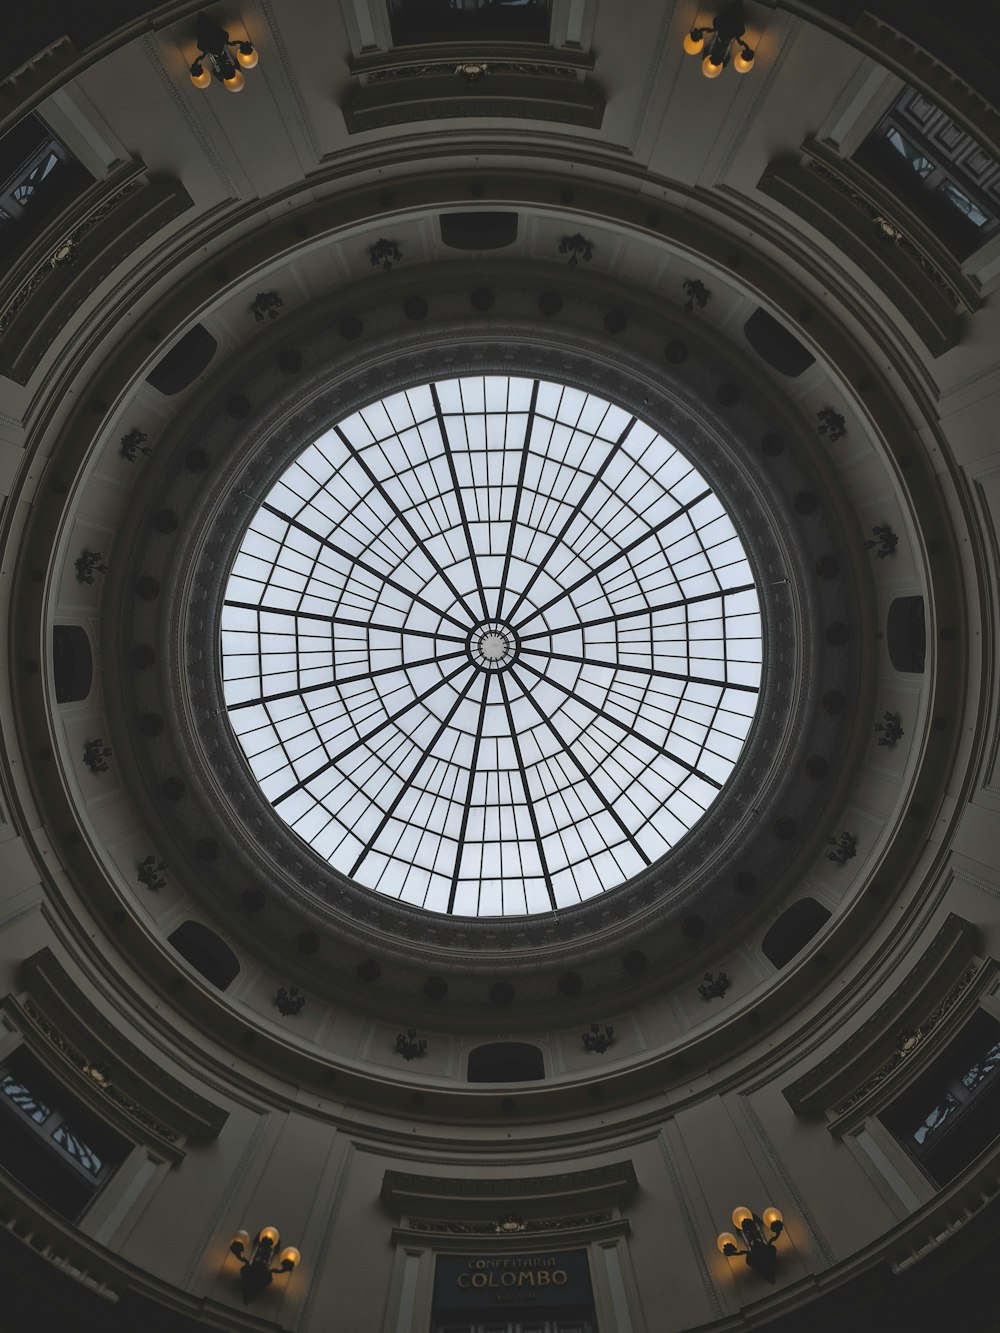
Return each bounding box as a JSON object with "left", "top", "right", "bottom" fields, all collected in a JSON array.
[{"left": 219, "top": 375, "right": 763, "bottom": 917}]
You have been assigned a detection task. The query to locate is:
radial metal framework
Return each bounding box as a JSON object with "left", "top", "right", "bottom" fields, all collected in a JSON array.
[{"left": 219, "top": 376, "right": 762, "bottom": 916}]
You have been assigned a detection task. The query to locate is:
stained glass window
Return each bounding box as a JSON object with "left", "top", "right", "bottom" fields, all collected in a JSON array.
[{"left": 221, "top": 376, "right": 762, "bottom": 916}]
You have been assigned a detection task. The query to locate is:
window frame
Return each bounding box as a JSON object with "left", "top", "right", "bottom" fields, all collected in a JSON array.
[
  {"left": 0, "top": 135, "right": 72, "bottom": 225},
  {"left": 0, "top": 1054, "right": 125, "bottom": 1196},
  {"left": 855, "top": 87, "right": 1000, "bottom": 256},
  {"left": 879, "top": 1010, "right": 1000, "bottom": 1186}
]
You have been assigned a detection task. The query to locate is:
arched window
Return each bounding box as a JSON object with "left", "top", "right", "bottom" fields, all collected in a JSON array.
[
  {"left": 168, "top": 921, "right": 239, "bottom": 991},
  {"left": 467, "top": 1043, "right": 545, "bottom": 1083},
  {"left": 762, "top": 899, "right": 831, "bottom": 969},
  {"left": 882, "top": 1011, "right": 1000, "bottom": 1185},
  {"left": 0, "top": 1047, "right": 127, "bottom": 1221}
]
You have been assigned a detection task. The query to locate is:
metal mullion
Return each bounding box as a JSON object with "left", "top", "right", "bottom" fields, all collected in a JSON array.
[
  {"left": 394, "top": 417, "right": 457, "bottom": 566},
  {"left": 508, "top": 666, "right": 650, "bottom": 865},
  {"left": 526, "top": 486, "right": 708, "bottom": 624},
  {"left": 686, "top": 683, "right": 726, "bottom": 774},
  {"left": 497, "top": 671, "right": 556, "bottom": 910},
  {"left": 493, "top": 379, "right": 539, "bottom": 620},
  {"left": 445, "top": 673, "right": 492, "bottom": 913},
  {"left": 260, "top": 502, "right": 470, "bottom": 632},
  {"left": 517, "top": 413, "right": 557, "bottom": 551},
  {"left": 503, "top": 414, "right": 637, "bottom": 625},
  {"left": 291, "top": 470, "right": 340, "bottom": 624},
  {"left": 349, "top": 666, "right": 481, "bottom": 877},
  {"left": 430, "top": 382, "right": 490, "bottom": 621},
  {"left": 329, "top": 615, "right": 464, "bottom": 645},
  {"left": 271, "top": 659, "right": 474, "bottom": 809},
  {"left": 333, "top": 424, "right": 480, "bottom": 626},
  {"left": 513, "top": 654, "right": 716, "bottom": 787},
  {"left": 520, "top": 643, "right": 756, "bottom": 695},
  {"left": 254, "top": 605, "right": 262, "bottom": 716},
  {"left": 518, "top": 582, "right": 757, "bottom": 642},
  {"left": 230, "top": 645, "right": 466, "bottom": 709}
]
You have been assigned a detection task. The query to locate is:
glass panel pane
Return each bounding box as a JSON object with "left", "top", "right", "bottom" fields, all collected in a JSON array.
[
  {"left": 884, "top": 127, "right": 934, "bottom": 176},
  {"left": 11, "top": 151, "right": 59, "bottom": 205},
  {"left": 0, "top": 1072, "right": 51, "bottom": 1123},
  {"left": 960, "top": 1039, "right": 1000, "bottom": 1091},
  {"left": 937, "top": 179, "right": 990, "bottom": 226},
  {"left": 912, "top": 1091, "right": 961, "bottom": 1145},
  {"left": 52, "top": 1122, "right": 103, "bottom": 1175}
]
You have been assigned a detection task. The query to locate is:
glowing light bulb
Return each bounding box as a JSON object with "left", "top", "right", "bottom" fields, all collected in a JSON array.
[
  {"left": 236, "top": 43, "right": 258, "bottom": 69},
  {"left": 731, "top": 1206, "right": 753, "bottom": 1230},
  {"left": 734, "top": 46, "right": 754, "bottom": 73},
  {"left": 701, "top": 53, "right": 723, "bottom": 78},
  {"left": 762, "top": 1207, "right": 783, "bottom": 1230},
  {"left": 683, "top": 29, "right": 704, "bottom": 55},
  {"left": 190, "top": 61, "right": 211, "bottom": 89},
  {"left": 717, "top": 1231, "right": 738, "bottom": 1254},
  {"left": 223, "top": 68, "right": 245, "bottom": 92},
  {"left": 278, "top": 1246, "right": 300, "bottom": 1271}
]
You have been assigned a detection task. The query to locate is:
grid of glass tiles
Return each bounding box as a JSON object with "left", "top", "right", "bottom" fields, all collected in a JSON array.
[{"left": 220, "top": 376, "right": 763, "bottom": 916}]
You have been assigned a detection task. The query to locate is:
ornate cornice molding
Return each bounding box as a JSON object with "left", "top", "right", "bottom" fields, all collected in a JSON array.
[
  {"left": 782, "top": 913, "right": 984, "bottom": 1122},
  {"left": 14, "top": 947, "right": 228, "bottom": 1147}
]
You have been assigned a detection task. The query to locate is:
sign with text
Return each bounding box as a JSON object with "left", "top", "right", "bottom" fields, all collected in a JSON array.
[{"left": 432, "top": 1250, "right": 593, "bottom": 1310}]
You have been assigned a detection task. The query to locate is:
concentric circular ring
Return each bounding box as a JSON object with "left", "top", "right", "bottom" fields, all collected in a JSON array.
[
  {"left": 469, "top": 621, "right": 519, "bottom": 671},
  {"left": 220, "top": 375, "right": 763, "bottom": 916}
]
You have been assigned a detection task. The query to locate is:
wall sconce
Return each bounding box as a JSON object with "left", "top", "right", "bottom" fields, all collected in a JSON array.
[
  {"left": 683, "top": 3, "right": 755, "bottom": 77},
  {"left": 190, "top": 13, "right": 258, "bottom": 93},
  {"left": 229, "top": 1227, "right": 299, "bottom": 1304},
  {"left": 716, "top": 1206, "right": 784, "bottom": 1282}
]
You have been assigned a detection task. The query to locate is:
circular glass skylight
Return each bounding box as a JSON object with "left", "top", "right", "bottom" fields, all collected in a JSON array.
[{"left": 220, "top": 376, "right": 762, "bottom": 916}]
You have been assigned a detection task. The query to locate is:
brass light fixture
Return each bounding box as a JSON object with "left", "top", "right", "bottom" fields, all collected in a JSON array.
[
  {"left": 716, "top": 1206, "right": 784, "bottom": 1282},
  {"left": 229, "top": 1226, "right": 300, "bottom": 1303},
  {"left": 190, "top": 13, "right": 258, "bottom": 93},
  {"left": 683, "top": 3, "right": 755, "bottom": 77}
]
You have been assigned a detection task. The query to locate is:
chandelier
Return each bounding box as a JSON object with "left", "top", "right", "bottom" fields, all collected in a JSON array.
[
  {"left": 190, "top": 13, "right": 258, "bottom": 93},
  {"left": 683, "top": 3, "right": 755, "bottom": 78}
]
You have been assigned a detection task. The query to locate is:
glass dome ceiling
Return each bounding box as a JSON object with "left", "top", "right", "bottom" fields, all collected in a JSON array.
[{"left": 220, "top": 376, "right": 762, "bottom": 916}]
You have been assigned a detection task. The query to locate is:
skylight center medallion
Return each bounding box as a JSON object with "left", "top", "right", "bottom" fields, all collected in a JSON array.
[{"left": 470, "top": 622, "right": 518, "bottom": 671}]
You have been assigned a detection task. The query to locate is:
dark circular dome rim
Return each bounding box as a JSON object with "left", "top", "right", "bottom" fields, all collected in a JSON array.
[{"left": 121, "top": 280, "right": 861, "bottom": 983}]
